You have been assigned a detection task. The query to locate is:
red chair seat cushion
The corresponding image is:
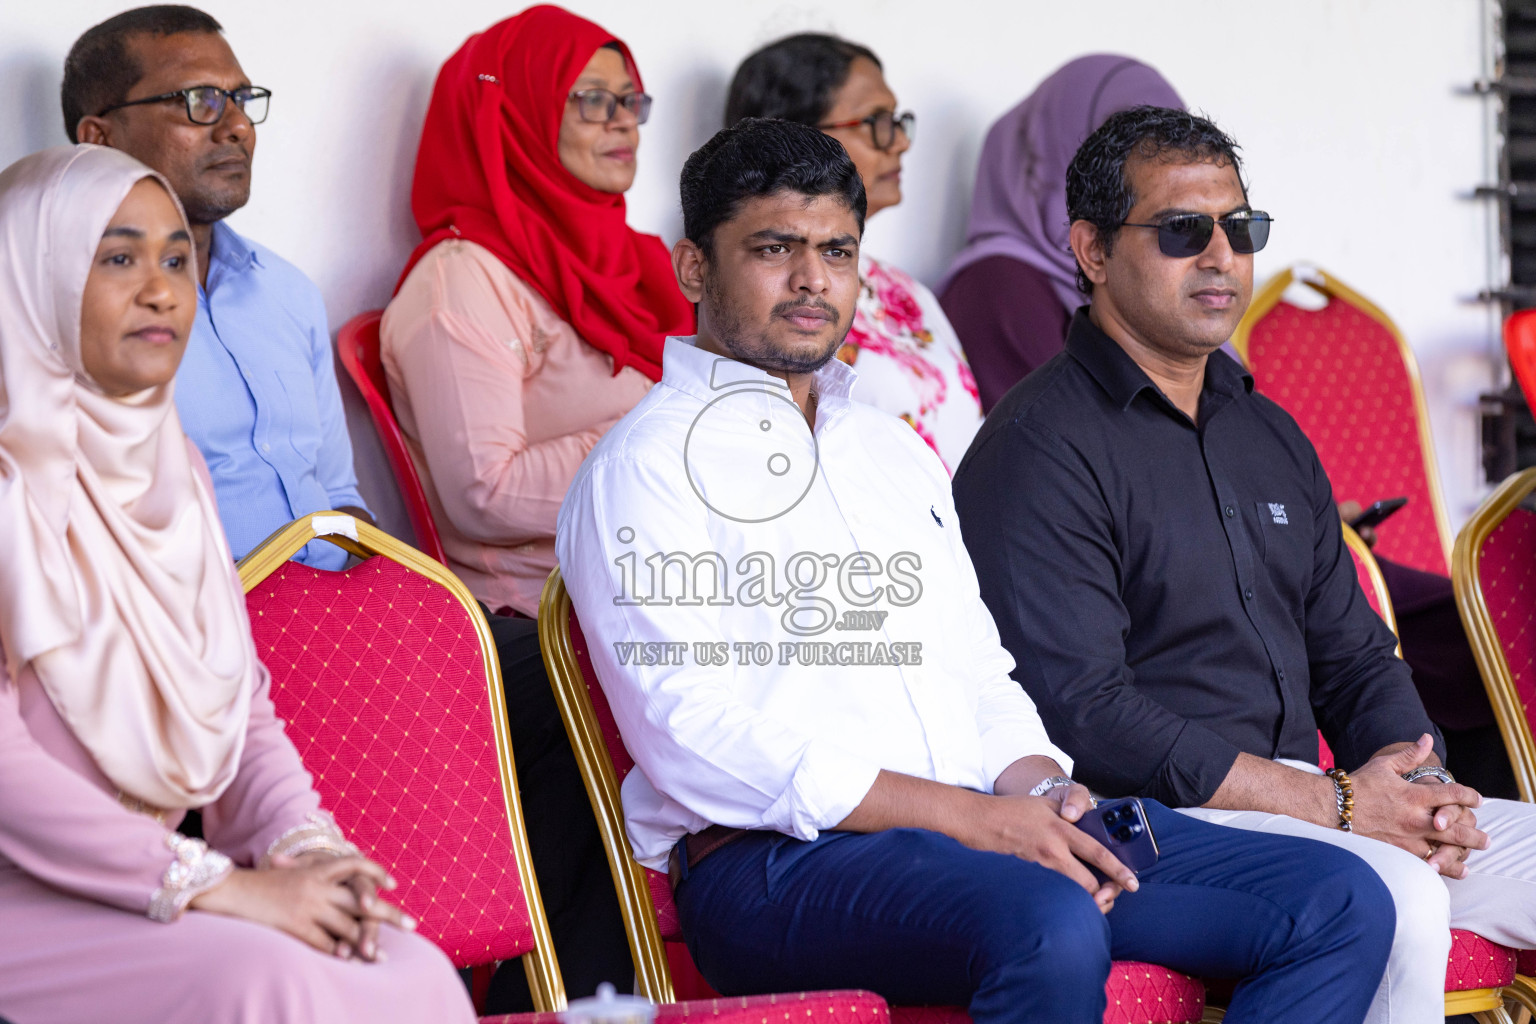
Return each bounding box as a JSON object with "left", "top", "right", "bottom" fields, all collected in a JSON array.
[
  {"left": 483, "top": 990, "right": 891, "bottom": 1024},
  {"left": 482, "top": 969, "right": 1203, "bottom": 1024},
  {"left": 1103, "top": 962, "right": 1205, "bottom": 1024},
  {"left": 1446, "top": 929, "right": 1516, "bottom": 990},
  {"left": 1519, "top": 947, "right": 1536, "bottom": 976}
]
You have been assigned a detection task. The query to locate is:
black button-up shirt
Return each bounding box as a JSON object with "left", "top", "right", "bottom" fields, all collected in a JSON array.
[{"left": 952, "top": 310, "right": 1437, "bottom": 808}]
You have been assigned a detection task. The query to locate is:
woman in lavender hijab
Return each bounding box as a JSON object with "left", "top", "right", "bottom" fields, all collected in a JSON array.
[{"left": 939, "top": 56, "right": 1181, "bottom": 411}]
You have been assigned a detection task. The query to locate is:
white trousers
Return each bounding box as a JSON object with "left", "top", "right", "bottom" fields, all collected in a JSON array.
[{"left": 1180, "top": 796, "right": 1536, "bottom": 1024}]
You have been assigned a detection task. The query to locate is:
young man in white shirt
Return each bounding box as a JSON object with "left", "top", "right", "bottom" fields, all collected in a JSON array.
[{"left": 556, "top": 117, "right": 1394, "bottom": 1024}]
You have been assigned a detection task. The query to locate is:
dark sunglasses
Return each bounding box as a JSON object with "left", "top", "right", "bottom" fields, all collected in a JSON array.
[
  {"left": 568, "top": 88, "right": 653, "bottom": 125},
  {"left": 817, "top": 110, "right": 916, "bottom": 152},
  {"left": 98, "top": 85, "right": 271, "bottom": 126},
  {"left": 1119, "top": 210, "right": 1273, "bottom": 258}
]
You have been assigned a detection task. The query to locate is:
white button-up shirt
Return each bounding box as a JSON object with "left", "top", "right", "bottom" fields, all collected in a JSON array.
[{"left": 557, "top": 338, "right": 1069, "bottom": 869}]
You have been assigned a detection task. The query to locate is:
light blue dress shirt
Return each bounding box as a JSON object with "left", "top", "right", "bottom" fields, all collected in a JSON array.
[{"left": 175, "top": 222, "right": 368, "bottom": 570}]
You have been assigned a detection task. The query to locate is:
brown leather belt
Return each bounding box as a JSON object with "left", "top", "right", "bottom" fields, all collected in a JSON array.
[{"left": 667, "top": 824, "right": 749, "bottom": 889}]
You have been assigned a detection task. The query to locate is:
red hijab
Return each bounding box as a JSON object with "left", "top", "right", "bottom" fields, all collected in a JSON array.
[{"left": 400, "top": 5, "right": 692, "bottom": 380}]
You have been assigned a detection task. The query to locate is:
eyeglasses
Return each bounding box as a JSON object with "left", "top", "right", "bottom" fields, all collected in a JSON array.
[
  {"left": 97, "top": 85, "right": 271, "bottom": 126},
  {"left": 817, "top": 110, "right": 916, "bottom": 152},
  {"left": 1119, "top": 210, "right": 1273, "bottom": 258},
  {"left": 568, "top": 88, "right": 653, "bottom": 125}
]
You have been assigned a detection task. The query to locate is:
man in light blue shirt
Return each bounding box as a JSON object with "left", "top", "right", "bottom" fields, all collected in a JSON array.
[{"left": 67, "top": 6, "right": 370, "bottom": 569}]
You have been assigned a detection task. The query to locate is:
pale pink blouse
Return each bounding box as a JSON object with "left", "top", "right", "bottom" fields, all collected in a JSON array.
[{"left": 382, "top": 239, "right": 652, "bottom": 617}]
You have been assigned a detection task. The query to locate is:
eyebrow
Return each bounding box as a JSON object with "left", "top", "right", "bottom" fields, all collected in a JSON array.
[
  {"left": 744, "top": 229, "right": 860, "bottom": 248},
  {"left": 1144, "top": 201, "right": 1253, "bottom": 220},
  {"left": 100, "top": 227, "right": 192, "bottom": 243},
  {"left": 574, "top": 74, "right": 635, "bottom": 90}
]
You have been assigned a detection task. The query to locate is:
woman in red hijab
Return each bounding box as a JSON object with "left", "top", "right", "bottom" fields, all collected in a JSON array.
[
  {"left": 384, "top": 3, "right": 691, "bottom": 619},
  {"left": 381, "top": 4, "right": 688, "bottom": 1009}
]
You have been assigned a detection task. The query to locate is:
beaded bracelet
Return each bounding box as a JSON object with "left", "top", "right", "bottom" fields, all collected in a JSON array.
[{"left": 1326, "top": 767, "right": 1355, "bottom": 832}]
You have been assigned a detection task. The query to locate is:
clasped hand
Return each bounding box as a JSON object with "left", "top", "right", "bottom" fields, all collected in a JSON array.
[
  {"left": 962, "top": 783, "right": 1137, "bottom": 915},
  {"left": 191, "top": 851, "right": 415, "bottom": 961},
  {"left": 1350, "top": 734, "right": 1487, "bottom": 878}
]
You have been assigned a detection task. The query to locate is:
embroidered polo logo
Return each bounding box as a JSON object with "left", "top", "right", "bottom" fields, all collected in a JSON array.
[{"left": 1268, "top": 502, "right": 1289, "bottom": 525}]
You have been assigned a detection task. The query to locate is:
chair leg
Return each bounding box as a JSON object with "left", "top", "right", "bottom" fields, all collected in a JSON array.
[{"left": 1475, "top": 1006, "right": 1517, "bottom": 1024}]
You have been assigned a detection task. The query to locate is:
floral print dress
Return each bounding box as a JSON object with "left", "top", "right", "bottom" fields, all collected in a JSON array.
[{"left": 838, "top": 255, "right": 984, "bottom": 472}]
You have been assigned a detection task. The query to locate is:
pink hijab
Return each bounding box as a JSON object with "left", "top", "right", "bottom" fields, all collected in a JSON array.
[
  {"left": 0, "top": 145, "right": 254, "bottom": 810},
  {"left": 940, "top": 55, "right": 1182, "bottom": 307}
]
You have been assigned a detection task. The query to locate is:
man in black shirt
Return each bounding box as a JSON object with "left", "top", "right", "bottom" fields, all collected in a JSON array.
[{"left": 953, "top": 106, "right": 1536, "bottom": 1024}]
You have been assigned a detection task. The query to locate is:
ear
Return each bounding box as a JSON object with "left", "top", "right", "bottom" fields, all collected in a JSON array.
[
  {"left": 672, "top": 237, "right": 706, "bottom": 304},
  {"left": 1068, "top": 219, "right": 1109, "bottom": 290},
  {"left": 75, "top": 116, "right": 112, "bottom": 146}
]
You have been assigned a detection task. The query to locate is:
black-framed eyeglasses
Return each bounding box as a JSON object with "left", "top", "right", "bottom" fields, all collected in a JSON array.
[
  {"left": 1119, "top": 210, "right": 1273, "bottom": 258},
  {"left": 568, "top": 88, "right": 652, "bottom": 125},
  {"left": 97, "top": 86, "right": 271, "bottom": 126},
  {"left": 817, "top": 110, "right": 916, "bottom": 152}
]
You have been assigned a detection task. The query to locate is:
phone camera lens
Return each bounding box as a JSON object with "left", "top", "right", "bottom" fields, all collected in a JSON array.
[{"left": 1114, "top": 826, "right": 1135, "bottom": 843}]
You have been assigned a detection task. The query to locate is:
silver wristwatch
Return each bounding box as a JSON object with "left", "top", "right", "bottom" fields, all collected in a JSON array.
[
  {"left": 1028, "top": 775, "right": 1075, "bottom": 798},
  {"left": 1402, "top": 766, "right": 1455, "bottom": 785}
]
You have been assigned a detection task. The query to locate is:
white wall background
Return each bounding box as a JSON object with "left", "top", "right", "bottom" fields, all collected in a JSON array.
[{"left": 1, "top": 0, "right": 1503, "bottom": 542}]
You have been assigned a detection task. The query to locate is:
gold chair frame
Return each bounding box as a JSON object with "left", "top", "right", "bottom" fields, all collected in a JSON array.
[
  {"left": 238, "top": 511, "right": 566, "bottom": 1012},
  {"left": 537, "top": 566, "right": 676, "bottom": 1002},
  {"left": 1233, "top": 265, "right": 1454, "bottom": 573}
]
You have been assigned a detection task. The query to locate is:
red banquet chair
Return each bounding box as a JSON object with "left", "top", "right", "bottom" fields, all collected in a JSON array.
[
  {"left": 335, "top": 310, "right": 447, "bottom": 565},
  {"left": 536, "top": 568, "right": 1209, "bottom": 1024},
  {"left": 1455, "top": 467, "right": 1536, "bottom": 1018},
  {"left": 1232, "top": 266, "right": 1453, "bottom": 576},
  {"left": 238, "top": 512, "right": 886, "bottom": 1024},
  {"left": 1339, "top": 524, "right": 1519, "bottom": 1022}
]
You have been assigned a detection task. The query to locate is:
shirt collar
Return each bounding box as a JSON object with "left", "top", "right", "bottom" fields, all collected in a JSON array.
[
  {"left": 208, "top": 221, "right": 261, "bottom": 273},
  {"left": 1063, "top": 307, "right": 1253, "bottom": 416},
  {"left": 660, "top": 336, "right": 858, "bottom": 414}
]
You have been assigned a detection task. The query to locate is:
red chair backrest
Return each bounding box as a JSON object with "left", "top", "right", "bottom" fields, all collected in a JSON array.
[
  {"left": 1477, "top": 507, "right": 1536, "bottom": 743},
  {"left": 1505, "top": 311, "right": 1536, "bottom": 413},
  {"left": 1245, "top": 292, "right": 1448, "bottom": 575},
  {"left": 335, "top": 311, "right": 447, "bottom": 565},
  {"left": 246, "top": 556, "right": 535, "bottom": 967}
]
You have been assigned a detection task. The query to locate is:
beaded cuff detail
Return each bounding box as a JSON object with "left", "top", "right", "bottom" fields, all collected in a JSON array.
[
  {"left": 1326, "top": 768, "right": 1356, "bottom": 833},
  {"left": 147, "top": 833, "right": 233, "bottom": 923},
  {"left": 260, "top": 811, "right": 360, "bottom": 868}
]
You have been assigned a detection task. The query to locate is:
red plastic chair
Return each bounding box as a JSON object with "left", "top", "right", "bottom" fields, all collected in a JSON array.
[
  {"left": 335, "top": 310, "right": 447, "bottom": 565},
  {"left": 239, "top": 512, "right": 887, "bottom": 1024},
  {"left": 1504, "top": 311, "right": 1536, "bottom": 412},
  {"left": 1233, "top": 267, "right": 1453, "bottom": 576},
  {"left": 536, "top": 568, "right": 1208, "bottom": 1024}
]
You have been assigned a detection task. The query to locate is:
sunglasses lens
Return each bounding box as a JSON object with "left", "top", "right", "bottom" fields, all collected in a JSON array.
[
  {"left": 1157, "top": 215, "right": 1214, "bottom": 258},
  {"left": 1227, "top": 213, "right": 1271, "bottom": 254}
]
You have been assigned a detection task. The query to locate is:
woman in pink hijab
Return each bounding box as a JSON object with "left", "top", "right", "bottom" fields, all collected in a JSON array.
[
  {"left": 0, "top": 145, "right": 473, "bottom": 1023},
  {"left": 939, "top": 56, "right": 1182, "bottom": 411}
]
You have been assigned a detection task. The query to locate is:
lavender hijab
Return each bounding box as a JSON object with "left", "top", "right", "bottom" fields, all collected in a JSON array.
[{"left": 940, "top": 55, "right": 1182, "bottom": 308}]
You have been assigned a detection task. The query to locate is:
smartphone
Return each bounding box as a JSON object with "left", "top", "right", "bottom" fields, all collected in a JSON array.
[
  {"left": 1349, "top": 496, "right": 1408, "bottom": 530},
  {"left": 1074, "top": 796, "right": 1160, "bottom": 876}
]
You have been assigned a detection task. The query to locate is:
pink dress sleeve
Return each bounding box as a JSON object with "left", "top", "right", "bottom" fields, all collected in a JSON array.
[
  {"left": 383, "top": 245, "right": 614, "bottom": 547},
  {"left": 0, "top": 657, "right": 228, "bottom": 920}
]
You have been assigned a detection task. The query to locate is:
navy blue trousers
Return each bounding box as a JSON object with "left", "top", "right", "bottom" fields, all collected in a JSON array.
[{"left": 674, "top": 802, "right": 1393, "bottom": 1024}]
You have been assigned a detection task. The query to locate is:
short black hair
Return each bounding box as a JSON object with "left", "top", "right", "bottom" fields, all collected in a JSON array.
[
  {"left": 62, "top": 5, "right": 224, "bottom": 143},
  {"left": 724, "top": 33, "right": 881, "bottom": 128},
  {"left": 681, "top": 118, "right": 867, "bottom": 258},
  {"left": 1065, "top": 105, "right": 1246, "bottom": 294}
]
